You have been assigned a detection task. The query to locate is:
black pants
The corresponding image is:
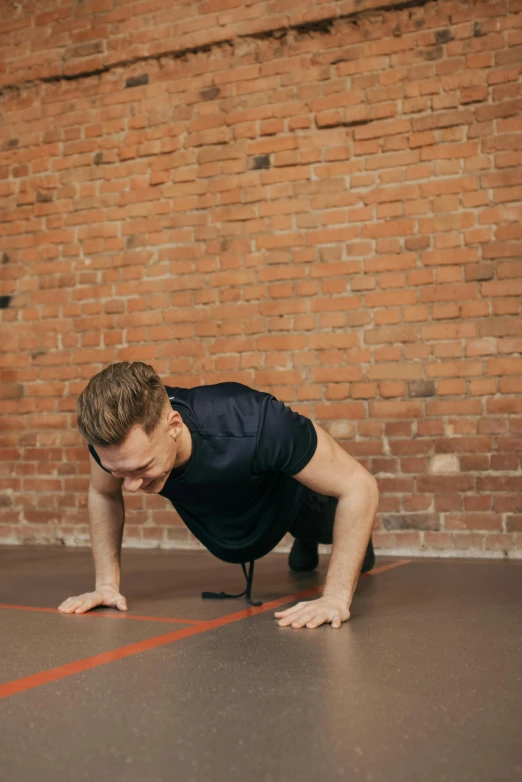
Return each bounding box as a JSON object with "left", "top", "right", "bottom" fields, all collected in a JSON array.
[{"left": 289, "top": 490, "right": 338, "bottom": 545}]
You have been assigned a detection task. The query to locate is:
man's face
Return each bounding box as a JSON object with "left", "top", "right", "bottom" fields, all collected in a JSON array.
[{"left": 97, "top": 407, "right": 182, "bottom": 494}]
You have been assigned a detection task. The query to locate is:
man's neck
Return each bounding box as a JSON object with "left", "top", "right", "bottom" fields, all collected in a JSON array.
[{"left": 174, "top": 424, "right": 192, "bottom": 468}]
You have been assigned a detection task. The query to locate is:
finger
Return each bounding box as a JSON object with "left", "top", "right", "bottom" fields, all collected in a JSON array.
[
  {"left": 115, "top": 598, "right": 128, "bottom": 611},
  {"left": 274, "top": 608, "right": 302, "bottom": 622},
  {"left": 277, "top": 612, "right": 307, "bottom": 627},
  {"left": 279, "top": 613, "right": 312, "bottom": 630},
  {"left": 306, "top": 614, "right": 328, "bottom": 629},
  {"left": 274, "top": 602, "right": 306, "bottom": 618},
  {"left": 59, "top": 599, "right": 82, "bottom": 613},
  {"left": 290, "top": 614, "right": 314, "bottom": 629},
  {"left": 276, "top": 606, "right": 311, "bottom": 625},
  {"left": 330, "top": 614, "right": 342, "bottom": 629},
  {"left": 74, "top": 599, "right": 96, "bottom": 614},
  {"left": 60, "top": 597, "right": 78, "bottom": 608}
]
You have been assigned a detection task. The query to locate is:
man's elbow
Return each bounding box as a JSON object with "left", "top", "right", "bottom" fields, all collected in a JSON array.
[
  {"left": 368, "top": 476, "right": 380, "bottom": 512},
  {"left": 361, "top": 472, "right": 379, "bottom": 504},
  {"left": 343, "top": 471, "right": 379, "bottom": 512}
]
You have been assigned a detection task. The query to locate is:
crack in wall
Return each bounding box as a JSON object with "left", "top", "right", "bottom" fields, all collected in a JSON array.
[
  {"left": 316, "top": 117, "right": 373, "bottom": 130},
  {"left": 0, "top": 0, "right": 435, "bottom": 96}
]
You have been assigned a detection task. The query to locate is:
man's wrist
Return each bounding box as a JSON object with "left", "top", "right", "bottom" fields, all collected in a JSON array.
[
  {"left": 323, "top": 587, "right": 352, "bottom": 606},
  {"left": 96, "top": 581, "right": 119, "bottom": 591}
]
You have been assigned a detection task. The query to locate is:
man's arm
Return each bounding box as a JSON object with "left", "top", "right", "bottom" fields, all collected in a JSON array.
[
  {"left": 58, "top": 456, "right": 128, "bottom": 614},
  {"left": 89, "top": 484, "right": 126, "bottom": 592},
  {"left": 274, "top": 422, "right": 379, "bottom": 630}
]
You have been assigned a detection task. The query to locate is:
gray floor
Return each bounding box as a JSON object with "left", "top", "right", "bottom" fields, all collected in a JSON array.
[{"left": 1, "top": 545, "right": 521, "bottom": 782}]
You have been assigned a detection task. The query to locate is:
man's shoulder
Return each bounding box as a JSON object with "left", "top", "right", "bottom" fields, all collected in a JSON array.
[{"left": 167, "top": 382, "right": 270, "bottom": 437}]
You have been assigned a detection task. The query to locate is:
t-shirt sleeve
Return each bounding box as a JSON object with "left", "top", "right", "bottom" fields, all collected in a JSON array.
[
  {"left": 254, "top": 395, "right": 318, "bottom": 476},
  {"left": 88, "top": 444, "right": 112, "bottom": 473}
]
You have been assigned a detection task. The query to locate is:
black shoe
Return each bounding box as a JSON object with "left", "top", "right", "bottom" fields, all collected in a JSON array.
[
  {"left": 361, "top": 536, "right": 375, "bottom": 573},
  {"left": 289, "top": 538, "right": 319, "bottom": 572}
]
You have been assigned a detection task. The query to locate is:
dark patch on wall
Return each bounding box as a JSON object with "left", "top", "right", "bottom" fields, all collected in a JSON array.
[
  {"left": 0, "top": 296, "right": 12, "bottom": 309},
  {"left": 1, "top": 384, "right": 23, "bottom": 400},
  {"left": 473, "top": 22, "right": 484, "bottom": 37},
  {"left": 2, "top": 253, "right": 9, "bottom": 264},
  {"left": 382, "top": 514, "right": 438, "bottom": 531},
  {"left": 36, "top": 191, "right": 53, "bottom": 202},
  {"left": 316, "top": 116, "right": 372, "bottom": 130},
  {"left": 175, "top": 44, "right": 214, "bottom": 61},
  {"left": 408, "top": 380, "right": 436, "bottom": 398},
  {"left": 125, "top": 74, "right": 149, "bottom": 88},
  {"left": 434, "top": 28, "right": 453, "bottom": 43},
  {"left": 422, "top": 44, "right": 443, "bottom": 60},
  {"left": 344, "top": 118, "right": 372, "bottom": 129},
  {"left": 294, "top": 19, "right": 335, "bottom": 36},
  {"left": 249, "top": 28, "right": 287, "bottom": 42},
  {"left": 466, "top": 262, "right": 494, "bottom": 282},
  {"left": 200, "top": 86, "right": 220, "bottom": 101},
  {"left": 7, "top": 138, "right": 19, "bottom": 147},
  {"left": 251, "top": 154, "right": 271, "bottom": 170},
  {"left": 94, "top": 152, "right": 103, "bottom": 164},
  {"left": 392, "top": 24, "right": 401, "bottom": 37}
]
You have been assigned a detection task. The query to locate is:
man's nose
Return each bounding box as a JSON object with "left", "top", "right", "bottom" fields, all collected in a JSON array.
[{"left": 124, "top": 477, "right": 143, "bottom": 492}]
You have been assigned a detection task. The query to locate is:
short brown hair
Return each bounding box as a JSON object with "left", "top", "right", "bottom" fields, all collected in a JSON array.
[{"left": 76, "top": 362, "right": 169, "bottom": 446}]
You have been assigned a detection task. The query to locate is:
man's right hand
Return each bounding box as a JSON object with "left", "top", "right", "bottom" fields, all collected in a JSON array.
[{"left": 58, "top": 585, "right": 128, "bottom": 614}]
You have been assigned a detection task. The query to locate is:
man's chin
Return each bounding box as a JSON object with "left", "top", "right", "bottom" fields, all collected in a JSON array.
[{"left": 143, "top": 477, "right": 166, "bottom": 494}]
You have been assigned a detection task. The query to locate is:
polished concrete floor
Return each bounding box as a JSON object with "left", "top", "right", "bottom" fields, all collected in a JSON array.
[{"left": 0, "top": 545, "right": 521, "bottom": 782}]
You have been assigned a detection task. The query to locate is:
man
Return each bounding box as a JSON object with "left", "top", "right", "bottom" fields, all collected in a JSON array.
[{"left": 59, "top": 361, "right": 379, "bottom": 630}]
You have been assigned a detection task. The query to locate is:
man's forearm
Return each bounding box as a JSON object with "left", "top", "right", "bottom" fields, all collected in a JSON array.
[
  {"left": 323, "top": 480, "right": 379, "bottom": 607},
  {"left": 88, "top": 485, "right": 125, "bottom": 590}
]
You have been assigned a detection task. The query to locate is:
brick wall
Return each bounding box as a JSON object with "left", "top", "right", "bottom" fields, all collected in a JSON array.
[{"left": 1, "top": 0, "right": 521, "bottom": 558}]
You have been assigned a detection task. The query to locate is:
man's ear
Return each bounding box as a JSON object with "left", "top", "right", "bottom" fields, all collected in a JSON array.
[{"left": 167, "top": 410, "right": 183, "bottom": 439}]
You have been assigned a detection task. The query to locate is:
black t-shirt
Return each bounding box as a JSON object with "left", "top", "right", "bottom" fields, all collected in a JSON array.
[{"left": 88, "top": 382, "right": 318, "bottom": 564}]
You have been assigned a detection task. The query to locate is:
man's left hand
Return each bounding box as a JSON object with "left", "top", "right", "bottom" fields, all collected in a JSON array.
[{"left": 274, "top": 595, "right": 350, "bottom": 630}]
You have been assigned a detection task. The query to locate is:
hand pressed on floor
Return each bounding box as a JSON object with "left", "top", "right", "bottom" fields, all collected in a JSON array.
[
  {"left": 274, "top": 595, "right": 350, "bottom": 630},
  {"left": 58, "top": 585, "right": 128, "bottom": 614}
]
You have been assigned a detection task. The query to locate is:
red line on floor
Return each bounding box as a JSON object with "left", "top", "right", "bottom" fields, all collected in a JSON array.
[
  {"left": 0, "top": 559, "right": 411, "bottom": 700},
  {"left": 0, "top": 604, "right": 205, "bottom": 625},
  {"left": 0, "top": 561, "right": 406, "bottom": 624}
]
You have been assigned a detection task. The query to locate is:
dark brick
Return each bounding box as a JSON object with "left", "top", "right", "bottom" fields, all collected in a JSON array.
[
  {"left": 200, "top": 86, "right": 220, "bottom": 101},
  {"left": 465, "top": 263, "right": 494, "bottom": 282},
  {"left": 408, "top": 380, "right": 436, "bottom": 398},
  {"left": 382, "top": 514, "right": 439, "bottom": 531},
  {"left": 125, "top": 74, "right": 149, "bottom": 88},
  {"left": 435, "top": 29, "right": 453, "bottom": 44},
  {"left": 422, "top": 45, "right": 443, "bottom": 61},
  {"left": 0, "top": 383, "right": 23, "bottom": 399},
  {"left": 251, "top": 154, "right": 271, "bottom": 170}
]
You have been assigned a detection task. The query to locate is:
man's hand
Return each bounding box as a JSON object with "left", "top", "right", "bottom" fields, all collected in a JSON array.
[
  {"left": 274, "top": 594, "right": 350, "bottom": 630},
  {"left": 58, "top": 585, "right": 128, "bottom": 614}
]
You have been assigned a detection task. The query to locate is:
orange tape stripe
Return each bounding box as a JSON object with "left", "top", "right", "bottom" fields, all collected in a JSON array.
[
  {"left": 0, "top": 604, "right": 204, "bottom": 625},
  {"left": 0, "top": 560, "right": 411, "bottom": 700}
]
